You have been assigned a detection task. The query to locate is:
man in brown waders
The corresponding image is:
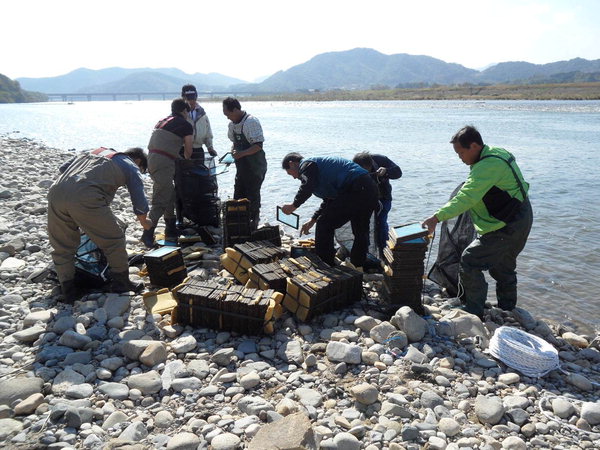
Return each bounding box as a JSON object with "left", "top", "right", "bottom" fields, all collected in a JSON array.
[
  {"left": 143, "top": 98, "right": 194, "bottom": 246},
  {"left": 47, "top": 147, "right": 153, "bottom": 303},
  {"left": 222, "top": 97, "right": 267, "bottom": 230}
]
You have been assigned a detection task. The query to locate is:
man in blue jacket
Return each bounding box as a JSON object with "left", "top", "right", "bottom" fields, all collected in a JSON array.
[
  {"left": 281, "top": 153, "right": 378, "bottom": 269},
  {"left": 353, "top": 152, "right": 402, "bottom": 256}
]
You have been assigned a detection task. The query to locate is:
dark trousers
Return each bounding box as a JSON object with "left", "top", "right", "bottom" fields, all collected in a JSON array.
[
  {"left": 376, "top": 198, "right": 392, "bottom": 253},
  {"left": 460, "top": 198, "right": 533, "bottom": 318},
  {"left": 315, "top": 175, "right": 378, "bottom": 267},
  {"left": 234, "top": 154, "right": 267, "bottom": 231}
]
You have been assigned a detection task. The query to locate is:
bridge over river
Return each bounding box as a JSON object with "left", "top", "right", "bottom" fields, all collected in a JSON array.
[{"left": 46, "top": 91, "right": 261, "bottom": 102}]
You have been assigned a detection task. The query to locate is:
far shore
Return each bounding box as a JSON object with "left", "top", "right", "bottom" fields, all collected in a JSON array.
[{"left": 225, "top": 82, "right": 600, "bottom": 102}]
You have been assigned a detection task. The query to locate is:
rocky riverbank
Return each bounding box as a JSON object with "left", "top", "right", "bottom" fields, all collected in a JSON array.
[{"left": 1, "top": 135, "right": 600, "bottom": 450}]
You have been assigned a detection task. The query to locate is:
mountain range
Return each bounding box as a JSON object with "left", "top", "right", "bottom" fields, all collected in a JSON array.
[{"left": 16, "top": 48, "right": 600, "bottom": 95}]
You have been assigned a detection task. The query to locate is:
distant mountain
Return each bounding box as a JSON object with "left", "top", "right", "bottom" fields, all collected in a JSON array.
[
  {"left": 0, "top": 73, "right": 47, "bottom": 103},
  {"left": 239, "top": 49, "right": 600, "bottom": 93},
  {"left": 477, "top": 58, "right": 600, "bottom": 84},
  {"left": 14, "top": 50, "right": 600, "bottom": 97},
  {"left": 17, "top": 68, "right": 248, "bottom": 94},
  {"left": 247, "top": 48, "right": 478, "bottom": 92}
]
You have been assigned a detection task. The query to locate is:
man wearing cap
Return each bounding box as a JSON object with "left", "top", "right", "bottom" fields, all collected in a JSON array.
[
  {"left": 47, "top": 147, "right": 152, "bottom": 303},
  {"left": 223, "top": 97, "right": 267, "bottom": 230},
  {"left": 181, "top": 84, "right": 217, "bottom": 161},
  {"left": 280, "top": 153, "right": 379, "bottom": 270},
  {"left": 422, "top": 125, "right": 533, "bottom": 320},
  {"left": 143, "top": 98, "right": 193, "bottom": 247}
]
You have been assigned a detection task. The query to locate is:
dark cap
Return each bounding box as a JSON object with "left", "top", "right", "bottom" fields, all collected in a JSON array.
[{"left": 181, "top": 84, "right": 197, "bottom": 99}]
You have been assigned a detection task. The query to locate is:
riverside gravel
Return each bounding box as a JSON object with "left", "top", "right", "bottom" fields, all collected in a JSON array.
[{"left": 1, "top": 135, "right": 600, "bottom": 449}]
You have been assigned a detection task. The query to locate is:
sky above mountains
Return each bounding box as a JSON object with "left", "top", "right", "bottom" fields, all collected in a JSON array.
[{"left": 3, "top": 0, "right": 599, "bottom": 82}]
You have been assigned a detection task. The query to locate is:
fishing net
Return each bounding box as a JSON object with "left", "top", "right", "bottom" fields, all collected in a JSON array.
[{"left": 427, "top": 183, "right": 477, "bottom": 297}]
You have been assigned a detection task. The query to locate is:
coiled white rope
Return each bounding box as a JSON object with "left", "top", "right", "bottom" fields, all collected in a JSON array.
[{"left": 489, "top": 326, "right": 560, "bottom": 378}]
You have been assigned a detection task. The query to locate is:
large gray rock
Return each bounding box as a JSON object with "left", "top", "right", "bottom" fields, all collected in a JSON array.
[
  {"left": 53, "top": 315, "right": 76, "bottom": 334},
  {"left": 171, "top": 335, "right": 197, "bottom": 353},
  {"left": 0, "top": 257, "right": 26, "bottom": 271},
  {"left": 139, "top": 342, "right": 167, "bottom": 367},
  {"left": 52, "top": 368, "right": 86, "bottom": 395},
  {"left": 295, "top": 388, "right": 323, "bottom": 407},
  {"left": 237, "top": 396, "right": 274, "bottom": 415},
  {"left": 23, "top": 310, "right": 54, "bottom": 327},
  {"left": 14, "top": 393, "right": 45, "bottom": 415},
  {"left": 211, "top": 433, "right": 241, "bottom": 450},
  {"left": 104, "top": 294, "right": 131, "bottom": 319},
  {"left": 552, "top": 397, "right": 576, "bottom": 419},
  {"left": 277, "top": 340, "right": 304, "bottom": 365},
  {"left": 59, "top": 329, "right": 92, "bottom": 349},
  {"left": 326, "top": 341, "right": 362, "bottom": 364},
  {"left": 333, "top": 432, "right": 361, "bottom": 450},
  {"left": 166, "top": 432, "right": 201, "bottom": 450},
  {"left": 421, "top": 390, "right": 444, "bottom": 409},
  {"left": 567, "top": 373, "right": 593, "bottom": 391},
  {"left": 475, "top": 395, "right": 505, "bottom": 425},
  {"left": 0, "top": 377, "right": 44, "bottom": 406},
  {"left": 350, "top": 383, "right": 379, "bottom": 405},
  {"left": 121, "top": 340, "right": 153, "bottom": 361},
  {"left": 211, "top": 347, "right": 235, "bottom": 366},
  {"left": 354, "top": 315, "right": 380, "bottom": 332},
  {"left": 102, "top": 411, "right": 129, "bottom": 430},
  {"left": 97, "top": 382, "right": 129, "bottom": 400},
  {"left": 127, "top": 370, "right": 162, "bottom": 395},
  {"left": 187, "top": 359, "right": 210, "bottom": 379},
  {"left": 12, "top": 325, "right": 46, "bottom": 343},
  {"left": 369, "top": 321, "right": 397, "bottom": 343},
  {"left": 581, "top": 402, "right": 600, "bottom": 425},
  {"left": 390, "top": 306, "right": 428, "bottom": 342},
  {"left": 119, "top": 421, "right": 148, "bottom": 442},
  {"left": 0, "top": 418, "right": 23, "bottom": 440},
  {"left": 248, "top": 412, "right": 316, "bottom": 450},
  {"left": 439, "top": 309, "right": 490, "bottom": 347}
]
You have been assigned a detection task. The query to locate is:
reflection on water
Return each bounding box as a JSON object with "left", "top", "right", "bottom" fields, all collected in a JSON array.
[{"left": 1, "top": 100, "right": 599, "bottom": 332}]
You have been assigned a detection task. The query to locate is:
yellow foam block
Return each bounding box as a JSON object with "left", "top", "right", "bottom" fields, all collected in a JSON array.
[{"left": 143, "top": 288, "right": 178, "bottom": 315}]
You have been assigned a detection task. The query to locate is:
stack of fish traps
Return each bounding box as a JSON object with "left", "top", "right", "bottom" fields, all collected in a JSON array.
[
  {"left": 220, "top": 240, "right": 287, "bottom": 285},
  {"left": 222, "top": 199, "right": 252, "bottom": 248},
  {"left": 172, "top": 278, "right": 284, "bottom": 334},
  {"left": 250, "top": 225, "right": 282, "bottom": 247},
  {"left": 381, "top": 235, "right": 429, "bottom": 315},
  {"left": 282, "top": 264, "right": 363, "bottom": 322},
  {"left": 174, "top": 158, "right": 220, "bottom": 227},
  {"left": 144, "top": 246, "right": 188, "bottom": 288},
  {"left": 246, "top": 255, "right": 322, "bottom": 293}
]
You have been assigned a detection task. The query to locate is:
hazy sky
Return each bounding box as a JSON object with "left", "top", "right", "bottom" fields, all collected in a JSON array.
[{"left": 3, "top": 0, "right": 599, "bottom": 82}]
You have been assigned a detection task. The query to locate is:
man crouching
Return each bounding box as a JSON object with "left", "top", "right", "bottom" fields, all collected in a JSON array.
[{"left": 47, "top": 147, "right": 153, "bottom": 303}]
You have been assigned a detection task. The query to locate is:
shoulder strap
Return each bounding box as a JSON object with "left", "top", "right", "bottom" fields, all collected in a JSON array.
[
  {"left": 479, "top": 154, "right": 527, "bottom": 199},
  {"left": 90, "top": 147, "right": 117, "bottom": 159}
]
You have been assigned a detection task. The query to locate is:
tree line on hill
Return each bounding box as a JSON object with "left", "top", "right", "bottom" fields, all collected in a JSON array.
[{"left": 0, "top": 74, "right": 47, "bottom": 103}]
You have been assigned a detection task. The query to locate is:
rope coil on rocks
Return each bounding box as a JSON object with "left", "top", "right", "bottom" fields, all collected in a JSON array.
[{"left": 489, "top": 326, "right": 559, "bottom": 378}]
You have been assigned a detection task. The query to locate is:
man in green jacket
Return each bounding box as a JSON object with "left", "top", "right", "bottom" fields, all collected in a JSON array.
[{"left": 422, "top": 125, "right": 533, "bottom": 319}]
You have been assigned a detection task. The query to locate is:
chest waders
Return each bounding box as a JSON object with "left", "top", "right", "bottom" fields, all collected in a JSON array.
[{"left": 233, "top": 119, "right": 267, "bottom": 230}]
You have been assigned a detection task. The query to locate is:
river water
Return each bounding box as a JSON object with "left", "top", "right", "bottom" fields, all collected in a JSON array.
[{"left": 1, "top": 99, "right": 599, "bottom": 332}]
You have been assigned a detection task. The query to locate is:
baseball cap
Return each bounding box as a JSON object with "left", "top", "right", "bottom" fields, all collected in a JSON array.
[{"left": 181, "top": 84, "right": 198, "bottom": 99}]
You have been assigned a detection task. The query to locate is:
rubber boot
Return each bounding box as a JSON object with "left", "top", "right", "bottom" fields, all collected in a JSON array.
[
  {"left": 110, "top": 271, "right": 144, "bottom": 294},
  {"left": 141, "top": 226, "right": 156, "bottom": 248},
  {"left": 164, "top": 218, "right": 179, "bottom": 241},
  {"left": 59, "top": 280, "right": 80, "bottom": 304}
]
